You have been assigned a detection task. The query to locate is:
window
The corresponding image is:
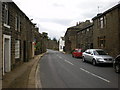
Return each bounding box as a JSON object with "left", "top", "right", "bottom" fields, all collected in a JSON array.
[
  {"left": 104, "top": 16, "right": 106, "bottom": 26},
  {"left": 78, "top": 49, "right": 82, "bottom": 52},
  {"left": 87, "top": 28, "right": 89, "bottom": 32},
  {"left": 60, "top": 46, "right": 62, "bottom": 49},
  {"left": 93, "top": 51, "right": 98, "bottom": 55},
  {"left": 4, "top": 4, "right": 9, "bottom": 25},
  {"left": 98, "top": 36, "right": 106, "bottom": 48},
  {"left": 96, "top": 50, "right": 107, "bottom": 55},
  {"left": 15, "top": 15, "right": 20, "bottom": 31},
  {"left": 85, "top": 50, "right": 90, "bottom": 54},
  {"left": 98, "top": 16, "right": 106, "bottom": 29},
  {"left": 100, "top": 17, "right": 103, "bottom": 28},
  {"left": 15, "top": 40, "right": 20, "bottom": 58},
  {"left": 82, "top": 31, "right": 84, "bottom": 33}
]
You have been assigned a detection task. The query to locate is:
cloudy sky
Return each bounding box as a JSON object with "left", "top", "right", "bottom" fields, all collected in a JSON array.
[{"left": 12, "top": 0, "right": 120, "bottom": 40}]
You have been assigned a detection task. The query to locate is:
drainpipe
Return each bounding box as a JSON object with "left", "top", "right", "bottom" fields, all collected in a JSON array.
[
  {"left": 0, "top": 1, "right": 2, "bottom": 89},
  {"left": 118, "top": 7, "right": 120, "bottom": 54},
  {"left": 118, "top": 6, "right": 120, "bottom": 55}
]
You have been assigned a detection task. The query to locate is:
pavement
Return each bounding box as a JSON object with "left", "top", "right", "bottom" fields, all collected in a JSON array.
[{"left": 2, "top": 53, "right": 44, "bottom": 89}]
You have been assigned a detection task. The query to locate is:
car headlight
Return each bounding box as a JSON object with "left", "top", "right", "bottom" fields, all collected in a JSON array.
[{"left": 96, "top": 58, "right": 104, "bottom": 61}]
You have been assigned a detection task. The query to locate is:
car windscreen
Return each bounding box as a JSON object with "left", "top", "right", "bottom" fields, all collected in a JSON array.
[
  {"left": 95, "top": 50, "right": 107, "bottom": 55},
  {"left": 78, "top": 49, "right": 82, "bottom": 52}
]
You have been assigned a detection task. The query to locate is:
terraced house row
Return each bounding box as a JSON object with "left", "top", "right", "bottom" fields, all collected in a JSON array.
[
  {"left": 0, "top": 1, "right": 47, "bottom": 75},
  {"left": 65, "top": 3, "right": 120, "bottom": 58}
]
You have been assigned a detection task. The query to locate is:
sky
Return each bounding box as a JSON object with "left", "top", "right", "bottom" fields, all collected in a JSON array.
[{"left": 12, "top": 0, "right": 120, "bottom": 40}]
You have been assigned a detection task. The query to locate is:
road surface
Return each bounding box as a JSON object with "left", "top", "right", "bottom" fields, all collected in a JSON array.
[{"left": 37, "top": 49, "right": 119, "bottom": 88}]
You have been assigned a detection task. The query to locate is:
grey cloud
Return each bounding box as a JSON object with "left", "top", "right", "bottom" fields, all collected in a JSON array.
[
  {"left": 82, "top": 9, "right": 97, "bottom": 19},
  {"left": 52, "top": 3, "right": 65, "bottom": 7},
  {"left": 39, "top": 25, "right": 49, "bottom": 32},
  {"left": 0, "top": 0, "right": 13, "bottom": 2},
  {"left": 40, "top": 26, "right": 60, "bottom": 40},
  {"left": 37, "top": 18, "right": 72, "bottom": 26}
]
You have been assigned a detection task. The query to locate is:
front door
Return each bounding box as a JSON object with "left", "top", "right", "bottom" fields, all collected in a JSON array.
[
  {"left": 23, "top": 41, "right": 27, "bottom": 62},
  {"left": 3, "top": 35, "right": 11, "bottom": 74}
]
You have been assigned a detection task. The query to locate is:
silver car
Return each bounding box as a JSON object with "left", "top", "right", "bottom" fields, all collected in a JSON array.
[{"left": 82, "top": 49, "right": 113, "bottom": 65}]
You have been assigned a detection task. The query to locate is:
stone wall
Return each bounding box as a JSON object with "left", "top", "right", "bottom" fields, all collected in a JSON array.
[
  {"left": 64, "top": 20, "right": 92, "bottom": 53},
  {"left": 77, "top": 24, "right": 93, "bottom": 51},
  {"left": 92, "top": 4, "right": 120, "bottom": 57},
  {"left": 2, "top": 2, "right": 35, "bottom": 71},
  {"left": 65, "top": 28, "right": 78, "bottom": 53}
]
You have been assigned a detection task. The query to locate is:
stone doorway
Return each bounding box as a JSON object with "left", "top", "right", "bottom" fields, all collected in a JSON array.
[{"left": 3, "top": 35, "right": 11, "bottom": 75}]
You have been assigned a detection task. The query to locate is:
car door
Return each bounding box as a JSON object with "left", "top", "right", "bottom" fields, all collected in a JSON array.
[
  {"left": 88, "top": 50, "right": 94, "bottom": 62},
  {"left": 72, "top": 50, "right": 75, "bottom": 56},
  {"left": 84, "top": 50, "right": 90, "bottom": 61},
  {"left": 86, "top": 51, "right": 92, "bottom": 62},
  {"left": 73, "top": 50, "right": 77, "bottom": 57},
  {"left": 77, "top": 49, "right": 82, "bottom": 57},
  {"left": 85, "top": 50, "right": 93, "bottom": 62}
]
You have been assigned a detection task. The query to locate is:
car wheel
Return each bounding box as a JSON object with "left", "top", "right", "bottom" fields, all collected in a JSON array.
[
  {"left": 115, "top": 64, "right": 120, "bottom": 73},
  {"left": 82, "top": 57, "right": 86, "bottom": 62},
  {"left": 92, "top": 59, "right": 97, "bottom": 66}
]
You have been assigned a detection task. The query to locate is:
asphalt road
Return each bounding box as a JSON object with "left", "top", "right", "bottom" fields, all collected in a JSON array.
[{"left": 37, "top": 49, "right": 119, "bottom": 88}]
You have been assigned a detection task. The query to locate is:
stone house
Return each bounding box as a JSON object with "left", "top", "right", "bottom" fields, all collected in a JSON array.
[
  {"left": 77, "top": 24, "right": 93, "bottom": 51},
  {"left": 59, "top": 37, "right": 65, "bottom": 52},
  {"left": 64, "top": 26, "right": 78, "bottom": 53},
  {"left": 92, "top": 3, "right": 120, "bottom": 57},
  {"left": 1, "top": 2, "right": 35, "bottom": 75},
  {"left": 41, "top": 32, "right": 48, "bottom": 52},
  {"left": 47, "top": 38, "right": 59, "bottom": 50},
  {"left": 33, "top": 28, "right": 47, "bottom": 55},
  {"left": 64, "top": 20, "right": 92, "bottom": 53}
]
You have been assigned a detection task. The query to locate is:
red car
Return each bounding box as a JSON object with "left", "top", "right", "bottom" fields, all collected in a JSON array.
[{"left": 72, "top": 49, "right": 83, "bottom": 58}]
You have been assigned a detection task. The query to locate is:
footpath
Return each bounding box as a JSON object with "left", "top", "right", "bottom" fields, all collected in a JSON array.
[{"left": 2, "top": 53, "right": 44, "bottom": 89}]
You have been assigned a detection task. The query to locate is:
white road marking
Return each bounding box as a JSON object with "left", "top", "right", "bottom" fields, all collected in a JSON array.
[
  {"left": 59, "top": 56, "right": 62, "bottom": 59},
  {"left": 56, "top": 55, "right": 62, "bottom": 59},
  {"left": 80, "top": 68, "right": 110, "bottom": 83},
  {"left": 57, "top": 55, "right": 74, "bottom": 65},
  {"left": 65, "top": 59, "right": 74, "bottom": 65},
  {"left": 57, "top": 55, "right": 110, "bottom": 83}
]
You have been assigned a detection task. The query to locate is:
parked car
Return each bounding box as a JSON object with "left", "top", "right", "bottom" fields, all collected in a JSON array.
[
  {"left": 113, "top": 55, "right": 120, "bottom": 73},
  {"left": 82, "top": 49, "right": 113, "bottom": 65},
  {"left": 72, "top": 49, "right": 83, "bottom": 58}
]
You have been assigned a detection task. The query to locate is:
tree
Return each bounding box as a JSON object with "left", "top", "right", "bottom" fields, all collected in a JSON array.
[
  {"left": 42, "top": 32, "right": 48, "bottom": 39},
  {"left": 53, "top": 37, "right": 57, "bottom": 42}
]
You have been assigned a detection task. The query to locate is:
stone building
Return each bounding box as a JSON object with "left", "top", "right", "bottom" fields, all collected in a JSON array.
[
  {"left": 1, "top": 2, "right": 35, "bottom": 75},
  {"left": 47, "top": 38, "right": 59, "bottom": 50},
  {"left": 64, "top": 20, "right": 92, "bottom": 53},
  {"left": 77, "top": 24, "right": 93, "bottom": 51},
  {"left": 64, "top": 26, "right": 78, "bottom": 53},
  {"left": 92, "top": 3, "right": 120, "bottom": 57},
  {"left": 33, "top": 28, "right": 47, "bottom": 55},
  {"left": 41, "top": 32, "right": 48, "bottom": 52}
]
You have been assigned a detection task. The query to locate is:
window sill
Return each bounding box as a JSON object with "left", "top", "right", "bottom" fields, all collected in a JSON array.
[
  {"left": 15, "top": 57, "right": 20, "bottom": 59},
  {"left": 4, "top": 24, "right": 10, "bottom": 29}
]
